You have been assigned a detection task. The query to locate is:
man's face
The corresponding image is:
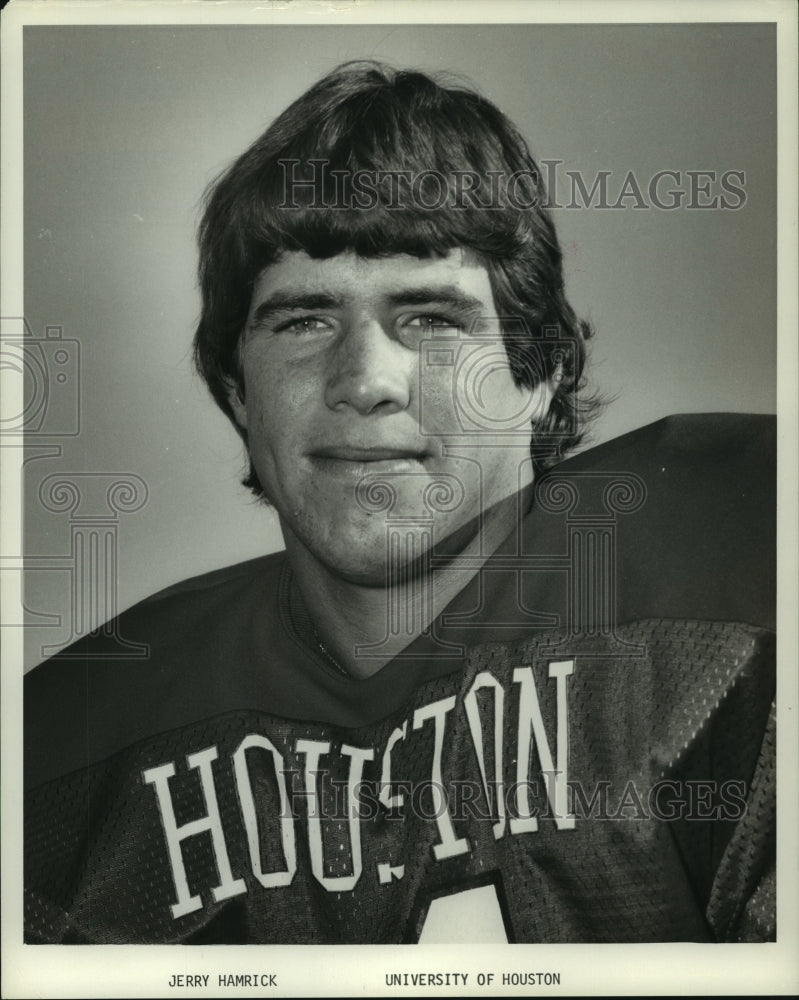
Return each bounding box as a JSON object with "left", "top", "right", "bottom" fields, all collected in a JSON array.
[{"left": 230, "top": 249, "right": 551, "bottom": 584}]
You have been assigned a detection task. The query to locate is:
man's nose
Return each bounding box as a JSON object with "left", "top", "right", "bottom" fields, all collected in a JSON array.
[{"left": 324, "top": 318, "right": 412, "bottom": 416}]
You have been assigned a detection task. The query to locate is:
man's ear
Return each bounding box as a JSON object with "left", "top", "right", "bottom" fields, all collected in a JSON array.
[{"left": 224, "top": 377, "right": 248, "bottom": 431}]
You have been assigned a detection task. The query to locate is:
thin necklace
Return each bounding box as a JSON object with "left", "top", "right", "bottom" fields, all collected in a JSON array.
[
  {"left": 313, "top": 629, "right": 350, "bottom": 678},
  {"left": 288, "top": 565, "right": 351, "bottom": 678}
]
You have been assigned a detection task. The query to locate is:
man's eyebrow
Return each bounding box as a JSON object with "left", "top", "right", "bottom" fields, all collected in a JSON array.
[
  {"left": 386, "top": 286, "right": 486, "bottom": 313},
  {"left": 250, "top": 292, "right": 343, "bottom": 326}
]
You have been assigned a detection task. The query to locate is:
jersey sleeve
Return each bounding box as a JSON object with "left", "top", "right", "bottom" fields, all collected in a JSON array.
[{"left": 706, "top": 700, "right": 776, "bottom": 941}]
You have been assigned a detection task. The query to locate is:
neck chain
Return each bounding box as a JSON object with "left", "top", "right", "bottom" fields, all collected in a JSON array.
[
  {"left": 313, "top": 629, "right": 350, "bottom": 678},
  {"left": 287, "top": 565, "right": 351, "bottom": 678}
]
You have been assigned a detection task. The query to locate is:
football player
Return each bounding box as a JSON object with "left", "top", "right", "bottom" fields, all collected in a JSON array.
[{"left": 25, "top": 61, "right": 775, "bottom": 944}]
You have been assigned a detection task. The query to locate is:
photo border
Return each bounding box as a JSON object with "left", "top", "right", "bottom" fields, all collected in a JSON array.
[{"left": 2, "top": 1, "right": 797, "bottom": 996}]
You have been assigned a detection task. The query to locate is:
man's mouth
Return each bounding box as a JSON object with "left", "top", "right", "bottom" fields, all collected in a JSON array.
[{"left": 310, "top": 445, "right": 429, "bottom": 475}]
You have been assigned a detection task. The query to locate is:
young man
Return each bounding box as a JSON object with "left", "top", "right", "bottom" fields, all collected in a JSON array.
[{"left": 24, "top": 62, "right": 775, "bottom": 944}]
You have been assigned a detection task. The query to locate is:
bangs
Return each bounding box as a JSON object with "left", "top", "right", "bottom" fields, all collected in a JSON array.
[{"left": 245, "top": 175, "right": 529, "bottom": 263}]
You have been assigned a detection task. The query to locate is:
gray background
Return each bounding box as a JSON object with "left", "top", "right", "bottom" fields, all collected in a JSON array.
[{"left": 22, "top": 23, "right": 777, "bottom": 668}]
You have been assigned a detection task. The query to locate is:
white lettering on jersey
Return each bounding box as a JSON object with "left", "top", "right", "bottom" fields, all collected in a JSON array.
[
  {"left": 295, "top": 739, "right": 374, "bottom": 892},
  {"left": 142, "top": 657, "right": 577, "bottom": 919},
  {"left": 142, "top": 745, "right": 246, "bottom": 918},
  {"left": 510, "top": 660, "right": 575, "bottom": 834},
  {"left": 378, "top": 721, "right": 408, "bottom": 810},
  {"left": 232, "top": 734, "right": 297, "bottom": 888},
  {"left": 418, "top": 883, "right": 508, "bottom": 943},
  {"left": 463, "top": 670, "right": 506, "bottom": 840},
  {"left": 412, "top": 696, "right": 470, "bottom": 860},
  {"left": 377, "top": 862, "right": 406, "bottom": 885}
]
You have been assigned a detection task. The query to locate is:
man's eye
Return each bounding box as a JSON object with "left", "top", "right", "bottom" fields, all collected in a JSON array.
[
  {"left": 276, "top": 316, "right": 331, "bottom": 335},
  {"left": 404, "top": 314, "right": 463, "bottom": 332}
]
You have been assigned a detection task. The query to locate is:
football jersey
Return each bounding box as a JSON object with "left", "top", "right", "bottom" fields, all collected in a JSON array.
[{"left": 24, "top": 413, "right": 776, "bottom": 943}]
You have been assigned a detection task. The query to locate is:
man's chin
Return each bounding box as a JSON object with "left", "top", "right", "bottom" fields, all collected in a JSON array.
[
  {"left": 318, "top": 545, "right": 431, "bottom": 589},
  {"left": 283, "top": 491, "right": 521, "bottom": 588},
  {"left": 316, "top": 516, "right": 488, "bottom": 587}
]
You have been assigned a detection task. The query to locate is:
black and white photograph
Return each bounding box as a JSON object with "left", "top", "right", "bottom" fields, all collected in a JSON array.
[{"left": 2, "top": 0, "right": 797, "bottom": 996}]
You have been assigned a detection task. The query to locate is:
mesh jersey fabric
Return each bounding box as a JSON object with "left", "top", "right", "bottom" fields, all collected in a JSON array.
[{"left": 24, "top": 413, "right": 776, "bottom": 944}]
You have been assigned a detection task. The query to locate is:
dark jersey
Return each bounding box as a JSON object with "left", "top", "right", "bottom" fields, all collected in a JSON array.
[{"left": 24, "top": 413, "right": 776, "bottom": 944}]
